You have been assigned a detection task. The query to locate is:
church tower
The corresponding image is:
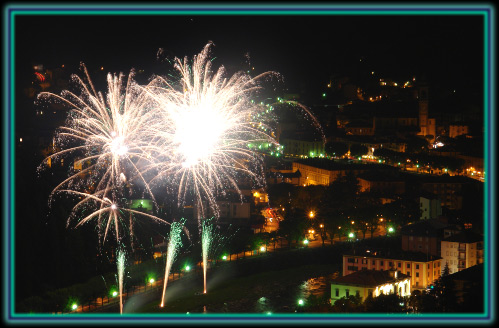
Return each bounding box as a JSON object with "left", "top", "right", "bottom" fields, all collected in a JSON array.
[{"left": 418, "top": 86, "right": 429, "bottom": 136}]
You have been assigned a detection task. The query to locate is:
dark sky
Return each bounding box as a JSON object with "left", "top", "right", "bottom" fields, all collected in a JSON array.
[{"left": 16, "top": 14, "right": 484, "bottom": 94}]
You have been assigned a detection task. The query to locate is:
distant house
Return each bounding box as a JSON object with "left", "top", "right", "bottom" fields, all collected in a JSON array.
[
  {"left": 266, "top": 169, "right": 301, "bottom": 186},
  {"left": 442, "top": 264, "right": 483, "bottom": 310},
  {"left": 401, "top": 219, "right": 460, "bottom": 257},
  {"left": 440, "top": 231, "right": 484, "bottom": 274},
  {"left": 419, "top": 196, "right": 442, "bottom": 220},
  {"left": 331, "top": 269, "right": 411, "bottom": 304},
  {"left": 357, "top": 171, "right": 405, "bottom": 194}
]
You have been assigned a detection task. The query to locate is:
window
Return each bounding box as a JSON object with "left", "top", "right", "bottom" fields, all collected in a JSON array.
[
  {"left": 362, "top": 259, "right": 368, "bottom": 264},
  {"left": 347, "top": 266, "right": 358, "bottom": 271},
  {"left": 389, "top": 262, "right": 393, "bottom": 267},
  {"left": 368, "top": 289, "right": 373, "bottom": 296},
  {"left": 407, "top": 263, "right": 410, "bottom": 269},
  {"left": 416, "top": 272, "right": 419, "bottom": 277},
  {"left": 346, "top": 289, "right": 350, "bottom": 297},
  {"left": 427, "top": 264, "right": 430, "bottom": 269},
  {"left": 356, "top": 290, "right": 360, "bottom": 297},
  {"left": 416, "top": 264, "right": 419, "bottom": 269},
  {"left": 335, "top": 288, "right": 339, "bottom": 297},
  {"left": 347, "top": 258, "right": 355, "bottom": 263},
  {"left": 372, "top": 260, "right": 376, "bottom": 265},
  {"left": 380, "top": 261, "right": 384, "bottom": 266},
  {"left": 398, "top": 262, "right": 401, "bottom": 268}
]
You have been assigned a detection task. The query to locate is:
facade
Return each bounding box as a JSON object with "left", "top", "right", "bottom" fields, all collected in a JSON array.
[
  {"left": 342, "top": 250, "right": 442, "bottom": 290},
  {"left": 449, "top": 124, "right": 469, "bottom": 138},
  {"left": 419, "top": 196, "right": 442, "bottom": 220},
  {"left": 331, "top": 269, "right": 411, "bottom": 304},
  {"left": 440, "top": 231, "right": 484, "bottom": 274},
  {"left": 420, "top": 176, "right": 470, "bottom": 210},
  {"left": 357, "top": 172, "right": 405, "bottom": 194},
  {"left": 401, "top": 219, "right": 460, "bottom": 257},
  {"left": 292, "top": 159, "right": 394, "bottom": 186},
  {"left": 280, "top": 138, "right": 325, "bottom": 158},
  {"left": 266, "top": 169, "right": 301, "bottom": 186}
]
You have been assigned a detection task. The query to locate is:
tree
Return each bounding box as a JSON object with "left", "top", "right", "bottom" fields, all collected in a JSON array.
[
  {"left": 277, "top": 207, "right": 308, "bottom": 247},
  {"left": 267, "top": 183, "right": 295, "bottom": 208},
  {"left": 330, "top": 295, "right": 363, "bottom": 312},
  {"left": 349, "top": 144, "right": 368, "bottom": 158},
  {"left": 325, "top": 142, "right": 349, "bottom": 157},
  {"left": 363, "top": 294, "right": 406, "bottom": 313}
]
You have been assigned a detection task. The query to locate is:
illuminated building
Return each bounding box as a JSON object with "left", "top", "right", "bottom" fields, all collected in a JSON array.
[
  {"left": 440, "top": 231, "right": 484, "bottom": 274},
  {"left": 342, "top": 250, "right": 442, "bottom": 290},
  {"left": 330, "top": 269, "right": 411, "bottom": 304}
]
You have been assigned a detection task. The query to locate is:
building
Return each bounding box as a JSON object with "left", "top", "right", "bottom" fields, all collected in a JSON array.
[
  {"left": 357, "top": 171, "right": 405, "bottom": 194},
  {"left": 417, "top": 86, "right": 436, "bottom": 141},
  {"left": 193, "top": 194, "right": 251, "bottom": 226},
  {"left": 345, "top": 119, "right": 375, "bottom": 136},
  {"left": 401, "top": 219, "right": 461, "bottom": 257},
  {"left": 419, "top": 195, "right": 442, "bottom": 220},
  {"left": 330, "top": 269, "right": 411, "bottom": 304},
  {"left": 342, "top": 250, "right": 442, "bottom": 290},
  {"left": 449, "top": 124, "right": 469, "bottom": 138},
  {"left": 292, "top": 158, "right": 396, "bottom": 186},
  {"left": 266, "top": 169, "right": 301, "bottom": 185},
  {"left": 440, "top": 231, "right": 484, "bottom": 274},
  {"left": 442, "top": 264, "right": 483, "bottom": 311},
  {"left": 419, "top": 175, "right": 476, "bottom": 210},
  {"left": 280, "top": 137, "right": 325, "bottom": 158}
]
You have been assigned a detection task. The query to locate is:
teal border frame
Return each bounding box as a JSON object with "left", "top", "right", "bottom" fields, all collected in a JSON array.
[{"left": 2, "top": 3, "right": 496, "bottom": 326}]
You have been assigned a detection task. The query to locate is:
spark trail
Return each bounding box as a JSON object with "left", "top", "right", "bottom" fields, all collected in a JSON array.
[{"left": 160, "top": 219, "right": 186, "bottom": 307}]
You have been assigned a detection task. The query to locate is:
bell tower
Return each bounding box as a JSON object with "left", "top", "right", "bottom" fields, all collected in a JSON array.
[{"left": 418, "top": 86, "right": 429, "bottom": 136}]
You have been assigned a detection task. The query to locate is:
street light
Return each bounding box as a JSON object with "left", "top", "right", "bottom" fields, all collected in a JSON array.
[{"left": 309, "top": 211, "right": 315, "bottom": 219}]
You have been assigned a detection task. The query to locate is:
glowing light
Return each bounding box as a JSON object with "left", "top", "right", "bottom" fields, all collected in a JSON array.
[
  {"left": 298, "top": 299, "right": 304, "bottom": 305},
  {"left": 309, "top": 211, "right": 315, "bottom": 218},
  {"left": 388, "top": 227, "right": 394, "bottom": 233},
  {"left": 150, "top": 278, "right": 155, "bottom": 284},
  {"left": 260, "top": 246, "right": 265, "bottom": 252},
  {"left": 348, "top": 232, "right": 354, "bottom": 238},
  {"left": 71, "top": 303, "right": 77, "bottom": 310},
  {"left": 161, "top": 219, "right": 185, "bottom": 307},
  {"left": 112, "top": 291, "right": 118, "bottom": 297},
  {"left": 303, "top": 239, "right": 309, "bottom": 245}
]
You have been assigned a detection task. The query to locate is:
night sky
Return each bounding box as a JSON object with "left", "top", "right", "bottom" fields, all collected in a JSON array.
[{"left": 16, "top": 14, "right": 484, "bottom": 96}]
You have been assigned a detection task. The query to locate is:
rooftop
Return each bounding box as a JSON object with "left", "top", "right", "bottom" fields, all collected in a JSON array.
[
  {"left": 443, "top": 230, "right": 483, "bottom": 243},
  {"left": 332, "top": 269, "right": 410, "bottom": 287},
  {"left": 344, "top": 248, "right": 442, "bottom": 262},
  {"left": 294, "top": 158, "right": 396, "bottom": 172},
  {"left": 401, "top": 219, "right": 461, "bottom": 237}
]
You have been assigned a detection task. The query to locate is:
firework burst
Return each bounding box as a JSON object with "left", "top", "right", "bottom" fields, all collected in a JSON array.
[
  {"left": 38, "top": 64, "right": 167, "bottom": 244},
  {"left": 143, "top": 42, "right": 279, "bottom": 218}
]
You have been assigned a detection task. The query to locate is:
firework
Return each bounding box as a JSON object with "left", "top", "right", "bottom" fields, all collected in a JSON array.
[
  {"left": 116, "top": 248, "right": 126, "bottom": 315},
  {"left": 201, "top": 219, "right": 214, "bottom": 294},
  {"left": 38, "top": 64, "right": 167, "bottom": 244},
  {"left": 142, "top": 42, "right": 279, "bottom": 218},
  {"left": 160, "top": 219, "right": 185, "bottom": 307}
]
